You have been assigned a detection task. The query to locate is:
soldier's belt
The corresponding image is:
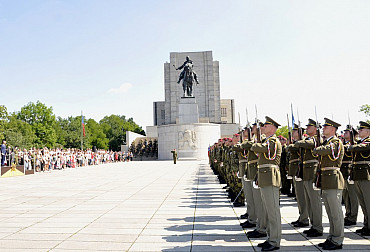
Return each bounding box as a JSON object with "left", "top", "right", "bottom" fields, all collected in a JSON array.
[
  {"left": 321, "top": 167, "right": 340, "bottom": 171},
  {"left": 353, "top": 161, "right": 370, "bottom": 165},
  {"left": 239, "top": 160, "right": 248, "bottom": 163},
  {"left": 303, "top": 159, "right": 319, "bottom": 164},
  {"left": 258, "top": 164, "right": 279, "bottom": 169},
  {"left": 289, "top": 158, "right": 299, "bottom": 164},
  {"left": 248, "top": 160, "right": 258, "bottom": 165},
  {"left": 342, "top": 161, "right": 352, "bottom": 164}
]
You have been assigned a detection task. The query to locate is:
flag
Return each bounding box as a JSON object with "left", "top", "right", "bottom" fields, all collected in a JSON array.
[
  {"left": 82, "top": 114, "right": 85, "bottom": 137},
  {"left": 291, "top": 104, "right": 295, "bottom": 129}
]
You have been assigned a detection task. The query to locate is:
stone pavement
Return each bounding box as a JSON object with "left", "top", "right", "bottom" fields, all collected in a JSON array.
[{"left": 0, "top": 161, "right": 369, "bottom": 252}]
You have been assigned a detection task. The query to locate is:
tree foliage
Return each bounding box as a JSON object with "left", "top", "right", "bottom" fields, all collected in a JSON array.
[
  {"left": 1, "top": 102, "right": 145, "bottom": 150},
  {"left": 360, "top": 104, "right": 370, "bottom": 117},
  {"left": 276, "top": 126, "right": 289, "bottom": 139}
]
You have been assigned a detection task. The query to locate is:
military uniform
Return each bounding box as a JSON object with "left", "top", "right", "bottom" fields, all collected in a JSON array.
[
  {"left": 279, "top": 138, "right": 291, "bottom": 195},
  {"left": 294, "top": 119, "right": 323, "bottom": 236},
  {"left": 240, "top": 130, "right": 267, "bottom": 235},
  {"left": 313, "top": 118, "right": 344, "bottom": 249},
  {"left": 287, "top": 130, "right": 310, "bottom": 227},
  {"left": 348, "top": 121, "right": 370, "bottom": 236},
  {"left": 250, "top": 116, "right": 282, "bottom": 250},
  {"left": 171, "top": 149, "right": 177, "bottom": 164},
  {"left": 230, "top": 142, "right": 244, "bottom": 205},
  {"left": 342, "top": 125, "right": 359, "bottom": 225}
]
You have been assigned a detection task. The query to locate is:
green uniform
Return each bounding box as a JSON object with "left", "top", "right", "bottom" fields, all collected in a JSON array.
[
  {"left": 287, "top": 143, "right": 309, "bottom": 225},
  {"left": 348, "top": 135, "right": 370, "bottom": 231},
  {"left": 342, "top": 141, "right": 359, "bottom": 223},
  {"left": 295, "top": 135, "right": 323, "bottom": 233},
  {"left": 171, "top": 150, "right": 177, "bottom": 164},
  {"left": 313, "top": 135, "right": 344, "bottom": 246},
  {"left": 251, "top": 134, "right": 282, "bottom": 247}
]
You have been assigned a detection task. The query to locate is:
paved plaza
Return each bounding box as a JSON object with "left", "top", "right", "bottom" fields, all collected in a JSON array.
[{"left": 0, "top": 161, "right": 369, "bottom": 251}]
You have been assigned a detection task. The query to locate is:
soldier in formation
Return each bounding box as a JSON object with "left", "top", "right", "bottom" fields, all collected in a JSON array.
[{"left": 209, "top": 115, "right": 370, "bottom": 251}]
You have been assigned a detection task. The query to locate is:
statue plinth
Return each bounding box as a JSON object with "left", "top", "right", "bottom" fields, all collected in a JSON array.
[{"left": 178, "top": 97, "right": 199, "bottom": 124}]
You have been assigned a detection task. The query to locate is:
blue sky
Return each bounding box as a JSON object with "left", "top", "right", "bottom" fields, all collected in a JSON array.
[{"left": 1, "top": 0, "right": 369, "bottom": 131}]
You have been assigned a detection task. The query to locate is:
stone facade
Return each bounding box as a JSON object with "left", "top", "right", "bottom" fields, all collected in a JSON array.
[
  {"left": 220, "top": 99, "right": 235, "bottom": 124},
  {"left": 149, "top": 51, "right": 239, "bottom": 160},
  {"left": 154, "top": 51, "right": 222, "bottom": 125}
]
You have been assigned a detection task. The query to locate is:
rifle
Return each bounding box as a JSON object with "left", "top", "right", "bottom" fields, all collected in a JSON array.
[
  {"left": 347, "top": 113, "right": 355, "bottom": 184},
  {"left": 253, "top": 105, "right": 261, "bottom": 189},
  {"left": 287, "top": 114, "right": 292, "bottom": 145},
  {"left": 245, "top": 107, "right": 252, "bottom": 141},
  {"left": 314, "top": 107, "right": 322, "bottom": 189},
  {"left": 238, "top": 112, "right": 243, "bottom": 143},
  {"left": 295, "top": 107, "right": 304, "bottom": 182}
]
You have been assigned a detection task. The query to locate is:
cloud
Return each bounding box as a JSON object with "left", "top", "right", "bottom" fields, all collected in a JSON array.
[{"left": 107, "top": 83, "right": 133, "bottom": 94}]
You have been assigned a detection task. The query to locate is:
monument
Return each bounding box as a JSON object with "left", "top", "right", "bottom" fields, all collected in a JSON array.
[{"left": 147, "top": 51, "right": 239, "bottom": 160}]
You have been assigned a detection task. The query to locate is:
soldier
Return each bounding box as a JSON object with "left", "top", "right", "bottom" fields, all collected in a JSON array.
[
  {"left": 294, "top": 119, "right": 323, "bottom": 237},
  {"left": 287, "top": 124, "right": 310, "bottom": 228},
  {"left": 342, "top": 125, "right": 359, "bottom": 226},
  {"left": 171, "top": 149, "right": 177, "bottom": 164},
  {"left": 250, "top": 116, "right": 282, "bottom": 251},
  {"left": 241, "top": 122, "right": 268, "bottom": 237},
  {"left": 231, "top": 133, "right": 245, "bottom": 207},
  {"left": 313, "top": 118, "right": 344, "bottom": 250},
  {"left": 278, "top": 136, "right": 291, "bottom": 195},
  {"left": 348, "top": 121, "right": 370, "bottom": 236},
  {"left": 233, "top": 129, "right": 250, "bottom": 216}
]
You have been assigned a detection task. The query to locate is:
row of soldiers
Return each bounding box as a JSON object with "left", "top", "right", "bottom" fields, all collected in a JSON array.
[{"left": 209, "top": 116, "right": 370, "bottom": 251}]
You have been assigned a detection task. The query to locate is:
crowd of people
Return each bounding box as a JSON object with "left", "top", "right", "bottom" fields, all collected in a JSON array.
[
  {"left": 209, "top": 116, "right": 370, "bottom": 251},
  {"left": 0, "top": 140, "right": 133, "bottom": 171}
]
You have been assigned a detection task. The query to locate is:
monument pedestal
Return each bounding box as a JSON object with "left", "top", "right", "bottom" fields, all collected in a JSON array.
[
  {"left": 178, "top": 97, "right": 199, "bottom": 124},
  {"left": 157, "top": 96, "right": 220, "bottom": 160},
  {"left": 157, "top": 123, "right": 220, "bottom": 160}
]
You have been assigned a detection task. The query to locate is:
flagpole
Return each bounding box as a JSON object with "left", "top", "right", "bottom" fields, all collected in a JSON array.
[{"left": 81, "top": 110, "right": 83, "bottom": 151}]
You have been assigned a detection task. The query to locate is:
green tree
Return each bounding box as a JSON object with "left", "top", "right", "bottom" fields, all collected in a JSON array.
[
  {"left": 58, "top": 116, "right": 85, "bottom": 149},
  {"left": 0, "top": 105, "right": 8, "bottom": 141},
  {"left": 276, "top": 126, "right": 289, "bottom": 139},
  {"left": 360, "top": 104, "right": 370, "bottom": 117},
  {"left": 16, "top": 101, "right": 57, "bottom": 148},
  {"left": 86, "top": 118, "right": 108, "bottom": 150},
  {"left": 4, "top": 114, "right": 34, "bottom": 149},
  {"left": 100, "top": 115, "right": 145, "bottom": 151}
]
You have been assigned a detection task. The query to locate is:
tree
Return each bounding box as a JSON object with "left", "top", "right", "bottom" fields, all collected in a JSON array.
[
  {"left": 86, "top": 118, "right": 108, "bottom": 150},
  {"left": 4, "top": 114, "right": 34, "bottom": 149},
  {"left": 360, "top": 104, "right": 370, "bottom": 117},
  {"left": 16, "top": 101, "right": 57, "bottom": 148},
  {"left": 100, "top": 115, "right": 145, "bottom": 151},
  {"left": 276, "top": 126, "right": 289, "bottom": 139},
  {"left": 0, "top": 105, "right": 8, "bottom": 141}
]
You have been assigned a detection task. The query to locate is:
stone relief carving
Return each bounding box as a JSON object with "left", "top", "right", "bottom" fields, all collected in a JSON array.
[{"left": 178, "top": 130, "right": 197, "bottom": 150}]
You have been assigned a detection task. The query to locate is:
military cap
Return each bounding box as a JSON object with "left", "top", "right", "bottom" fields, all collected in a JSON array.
[
  {"left": 323, "top": 118, "right": 341, "bottom": 129},
  {"left": 234, "top": 133, "right": 240, "bottom": 137},
  {"left": 228, "top": 138, "right": 233, "bottom": 142},
  {"left": 344, "top": 125, "right": 358, "bottom": 135},
  {"left": 292, "top": 123, "right": 299, "bottom": 130},
  {"left": 251, "top": 122, "right": 264, "bottom": 127},
  {"left": 359, "top": 121, "right": 370, "bottom": 129},
  {"left": 263, "top": 116, "right": 280, "bottom": 128},
  {"left": 244, "top": 125, "right": 251, "bottom": 130},
  {"left": 306, "top": 119, "right": 317, "bottom": 127},
  {"left": 278, "top": 135, "right": 287, "bottom": 141}
]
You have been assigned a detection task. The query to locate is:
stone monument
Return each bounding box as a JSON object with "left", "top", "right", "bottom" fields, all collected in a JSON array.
[{"left": 147, "top": 51, "right": 239, "bottom": 160}]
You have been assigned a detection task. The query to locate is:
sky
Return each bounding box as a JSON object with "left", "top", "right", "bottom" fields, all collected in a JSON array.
[{"left": 0, "top": 0, "right": 369, "bottom": 132}]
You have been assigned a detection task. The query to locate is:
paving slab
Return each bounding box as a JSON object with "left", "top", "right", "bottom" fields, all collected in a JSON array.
[{"left": 0, "top": 160, "right": 369, "bottom": 251}]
